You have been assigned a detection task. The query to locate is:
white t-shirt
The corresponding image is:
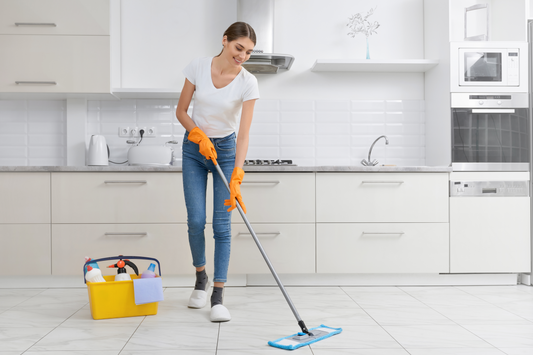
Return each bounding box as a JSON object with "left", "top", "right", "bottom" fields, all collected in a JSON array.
[{"left": 182, "top": 57, "right": 260, "bottom": 138}]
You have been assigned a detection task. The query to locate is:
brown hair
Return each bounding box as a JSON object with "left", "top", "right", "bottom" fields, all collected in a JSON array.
[{"left": 216, "top": 22, "right": 257, "bottom": 57}]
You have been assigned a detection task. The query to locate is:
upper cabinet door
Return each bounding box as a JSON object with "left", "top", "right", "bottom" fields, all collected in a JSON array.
[
  {"left": 0, "top": 35, "right": 110, "bottom": 93},
  {"left": 0, "top": 0, "right": 110, "bottom": 35},
  {"left": 119, "top": 0, "right": 236, "bottom": 89}
]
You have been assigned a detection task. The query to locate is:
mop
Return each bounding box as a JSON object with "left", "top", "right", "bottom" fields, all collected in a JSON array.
[{"left": 213, "top": 159, "right": 342, "bottom": 350}]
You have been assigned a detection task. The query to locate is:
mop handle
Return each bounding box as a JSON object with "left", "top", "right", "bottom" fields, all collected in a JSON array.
[{"left": 213, "top": 160, "right": 309, "bottom": 334}]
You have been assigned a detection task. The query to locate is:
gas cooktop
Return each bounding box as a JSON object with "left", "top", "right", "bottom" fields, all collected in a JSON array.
[{"left": 244, "top": 159, "right": 296, "bottom": 166}]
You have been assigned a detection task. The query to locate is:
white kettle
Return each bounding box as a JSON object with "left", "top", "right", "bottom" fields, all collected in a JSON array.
[{"left": 88, "top": 135, "right": 109, "bottom": 166}]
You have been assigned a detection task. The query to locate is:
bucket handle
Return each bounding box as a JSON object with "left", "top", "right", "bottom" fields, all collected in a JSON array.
[{"left": 83, "top": 255, "right": 162, "bottom": 284}]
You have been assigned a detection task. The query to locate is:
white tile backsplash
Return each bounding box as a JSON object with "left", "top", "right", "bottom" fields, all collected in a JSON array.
[
  {"left": 316, "top": 100, "right": 351, "bottom": 111},
  {"left": 316, "top": 111, "right": 351, "bottom": 122},
  {"left": 0, "top": 98, "right": 426, "bottom": 167},
  {"left": 280, "top": 100, "right": 314, "bottom": 111},
  {"left": 351, "top": 100, "right": 386, "bottom": 111},
  {"left": 0, "top": 100, "right": 65, "bottom": 166}
]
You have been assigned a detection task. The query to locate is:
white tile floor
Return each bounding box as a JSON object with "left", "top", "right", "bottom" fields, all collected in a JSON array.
[{"left": 1, "top": 285, "right": 533, "bottom": 354}]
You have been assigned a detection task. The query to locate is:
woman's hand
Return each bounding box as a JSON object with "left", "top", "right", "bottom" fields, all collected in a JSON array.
[
  {"left": 224, "top": 167, "right": 246, "bottom": 213},
  {"left": 188, "top": 127, "right": 218, "bottom": 162}
]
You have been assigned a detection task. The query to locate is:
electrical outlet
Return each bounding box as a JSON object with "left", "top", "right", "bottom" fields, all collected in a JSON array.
[
  {"left": 118, "top": 126, "right": 156, "bottom": 138},
  {"left": 118, "top": 126, "right": 130, "bottom": 137},
  {"left": 145, "top": 127, "right": 156, "bottom": 137}
]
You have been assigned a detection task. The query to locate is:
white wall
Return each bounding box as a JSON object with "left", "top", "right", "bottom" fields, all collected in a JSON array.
[{"left": 259, "top": 0, "right": 425, "bottom": 100}]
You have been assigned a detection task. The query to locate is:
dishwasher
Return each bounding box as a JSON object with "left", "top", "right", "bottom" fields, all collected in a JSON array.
[{"left": 449, "top": 179, "right": 530, "bottom": 273}]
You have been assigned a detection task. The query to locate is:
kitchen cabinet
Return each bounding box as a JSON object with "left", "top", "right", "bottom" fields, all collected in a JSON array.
[
  {"left": 116, "top": 0, "right": 235, "bottom": 93},
  {"left": 51, "top": 223, "right": 191, "bottom": 276},
  {"left": 0, "top": 35, "right": 110, "bottom": 94},
  {"left": 51, "top": 172, "right": 185, "bottom": 223},
  {"left": 205, "top": 172, "right": 316, "bottom": 274},
  {"left": 0, "top": 172, "right": 51, "bottom": 276},
  {"left": 317, "top": 223, "right": 449, "bottom": 273},
  {"left": 316, "top": 172, "right": 449, "bottom": 273},
  {"left": 206, "top": 223, "right": 315, "bottom": 274},
  {"left": 0, "top": 172, "right": 50, "bottom": 224},
  {"left": 0, "top": 0, "right": 110, "bottom": 97},
  {"left": 0, "top": 224, "right": 51, "bottom": 275},
  {"left": 316, "top": 173, "right": 448, "bottom": 223},
  {"left": 51, "top": 172, "right": 188, "bottom": 276},
  {"left": 206, "top": 173, "right": 315, "bottom": 223},
  {"left": 0, "top": 0, "right": 109, "bottom": 35}
]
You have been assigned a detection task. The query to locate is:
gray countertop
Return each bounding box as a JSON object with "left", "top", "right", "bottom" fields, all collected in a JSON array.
[{"left": 0, "top": 165, "right": 452, "bottom": 173}]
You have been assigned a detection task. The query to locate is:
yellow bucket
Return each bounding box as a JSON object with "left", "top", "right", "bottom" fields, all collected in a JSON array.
[{"left": 86, "top": 274, "right": 159, "bottom": 320}]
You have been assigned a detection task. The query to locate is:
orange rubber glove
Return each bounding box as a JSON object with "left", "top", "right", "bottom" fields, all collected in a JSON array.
[
  {"left": 224, "top": 167, "right": 246, "bottom": 213},
  {"left": 188, "top": 127, "right": 217, "bottom": 163}
]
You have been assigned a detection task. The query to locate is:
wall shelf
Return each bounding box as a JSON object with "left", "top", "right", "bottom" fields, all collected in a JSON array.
[{"left": 311, "top": 59, "right": 439, "bottom": 73}]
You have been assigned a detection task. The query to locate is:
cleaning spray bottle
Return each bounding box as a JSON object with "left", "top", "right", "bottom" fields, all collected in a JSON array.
[
  {"left": 141, "top": 263, "right": 157, "bottom": 278},
  {"left": 107, "top": 259, "right": 139, "bottom": 281}
]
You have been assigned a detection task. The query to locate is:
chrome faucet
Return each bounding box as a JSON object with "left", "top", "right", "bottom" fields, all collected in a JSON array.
[{"left": 361, "top": 135, "right": 389, "bottom": 166}]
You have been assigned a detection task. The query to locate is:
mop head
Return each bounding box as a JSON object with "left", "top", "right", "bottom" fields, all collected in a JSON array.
[{"left": 268, "top": 324, "right": 342, "bottom": 350}]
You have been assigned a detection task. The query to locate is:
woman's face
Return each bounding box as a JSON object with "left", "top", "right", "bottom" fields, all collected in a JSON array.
[{"left": 222, "top": 36, "right": 255, "bottom": 67}]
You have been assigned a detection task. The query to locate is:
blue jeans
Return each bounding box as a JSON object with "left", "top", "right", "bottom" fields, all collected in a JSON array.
[{"left": 182, "top": 131, "right": 235, "bottom": 283}]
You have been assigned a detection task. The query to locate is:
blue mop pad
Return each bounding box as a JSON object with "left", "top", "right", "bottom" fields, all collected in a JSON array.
[{"left": 268, "top": 324, "right": 342, "bottom": 350}]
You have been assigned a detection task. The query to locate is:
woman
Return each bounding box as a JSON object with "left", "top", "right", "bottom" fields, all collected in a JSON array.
[{"left": 175, "top": 22, "right": 259, "bottom": 322}]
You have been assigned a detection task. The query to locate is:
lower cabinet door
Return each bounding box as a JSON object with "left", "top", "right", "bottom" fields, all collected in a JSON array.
[
  {"left": 0, "top": 224, "right": 50, "bottom": 275},
  {"left": 52, "top": 224, "right": 193, "bottom": 276},
  {"left": 204, "top": 223, "right": 315, "bottom": 274},
  {"left": 317, "top": 223, "right": 449, "bottom": 273}
]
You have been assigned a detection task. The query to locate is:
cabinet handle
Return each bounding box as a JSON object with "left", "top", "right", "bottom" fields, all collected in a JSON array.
[
  {"left": 237, "top": 232, "right": 280, "bottom": 237},
  {"left": 362, "top": 232, "right": 405, "bottom": 236},
  {"left": 472, "top": 109, "right": 515, "bottom": 114},
  {"left": 104, "top": 180, "right": 147, "bottom": 184},
  {"left": 15, "top": 22, "right": 57, "bottom": 27},
  {"left": 16, "top": 81, "right": 57, "bottom": 85},
  {"left": 105, "top": 232, "right": 147, "bottom": 236},
  {"left": 361, "top": 181, "right": 404, "bottom": 184},
  {"left": 242, "top": 181, "right": 280, "bottom": 184}
]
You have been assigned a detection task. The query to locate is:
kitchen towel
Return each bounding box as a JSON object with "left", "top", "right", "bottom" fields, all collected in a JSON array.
[{"left": 133, "top": 277, "right": 164, "bottom": 305}]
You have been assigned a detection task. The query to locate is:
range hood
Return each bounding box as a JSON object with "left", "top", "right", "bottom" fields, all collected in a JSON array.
[{"left": 237, "top": 0, "right": 294, "bottom": 74}]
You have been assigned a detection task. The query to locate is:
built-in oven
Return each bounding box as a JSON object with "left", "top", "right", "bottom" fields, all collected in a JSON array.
[{"left": 451, "top": 92, "right": 529, "bottom": 171}]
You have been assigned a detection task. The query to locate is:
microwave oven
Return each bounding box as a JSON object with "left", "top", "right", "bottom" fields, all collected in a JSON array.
[{"left": 450, "top": 42, "right": 528, "bottom": 93}]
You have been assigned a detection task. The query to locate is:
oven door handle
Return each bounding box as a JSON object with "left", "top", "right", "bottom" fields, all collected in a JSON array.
[{"left": 471, "top": 109, "right": 515, "bottom": 114}]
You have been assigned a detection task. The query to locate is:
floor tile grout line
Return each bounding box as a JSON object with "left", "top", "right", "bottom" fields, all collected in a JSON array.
[
  {"left": 397, "top": 286, "right": 515, "bottom": 352},
  {"left": 457, "top": 286, "right": 533, "bottom": 324},
  {"left": 19, "top": 300, "right": 89, "bottom": 354},
  {"left": 440, "top": 285, "right": 533, "bottom": 324},
  {"left": 8, "top": 288, "right": 49, "bottom": 310},
  {"left": 118, "top": 315, "right": 148, "bottom": 355},
  {"left": 215, "top": 322, "right": 221, "bottom": 355},
  {"left": 339, "top": 286, "right": 411, "bottom": 353}
]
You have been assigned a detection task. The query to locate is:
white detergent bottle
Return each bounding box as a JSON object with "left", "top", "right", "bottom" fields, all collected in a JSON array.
[
  {"left": 141, "top": 263, "right": 157, "bottom": 278},
  {"left": 85, "top": 265, "right": 106, "bottom": 283}
]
